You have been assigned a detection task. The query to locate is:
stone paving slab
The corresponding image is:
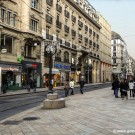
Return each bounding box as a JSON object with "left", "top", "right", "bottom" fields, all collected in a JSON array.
[{"left": 0, "top": 87, "right": 135, "bottom": 135}]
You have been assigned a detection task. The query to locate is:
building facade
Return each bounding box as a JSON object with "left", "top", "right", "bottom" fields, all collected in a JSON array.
[
  {"left": 111, "top": 31, "right": 127, "bottom": 80},
  {"left": 41, "top": 0, "right": 101, "bottom": 86},
  {"left": 0, "top": 0, "right": 43, "bottom": 90},
  {"left": 98, "top": 12, "right": 111, "bottom": 82}
]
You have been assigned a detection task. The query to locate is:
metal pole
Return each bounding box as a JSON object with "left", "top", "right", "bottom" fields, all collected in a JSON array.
[{"left": 48, "top": 53, "right": 53, "bottom": 93}]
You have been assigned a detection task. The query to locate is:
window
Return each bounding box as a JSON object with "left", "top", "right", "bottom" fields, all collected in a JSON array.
[
  {"left": 30, "top": 19, "right": 38, "bottom": 32},
  {"left": 1, "top": 8, "right": 6, "bottom": 22},
  {"left": 32, "top": 0, "right": 38, "bottom": 9},
  {"left": 13, "top": 14, "right": 16, "bottom": 26},
  {"left": 64, "top": 51, "right": 69, "bottom": 62},
  {"left": 7, "top": 11, "right": 11, "bottom": 25},
  {"left": 1, "top": 34, "right": 13, "bottom": 53},
  {"left": 25, "top": 45, "right": 36, "bottom": 58},
  {"left": 113, "top": 59, "right": 116, "bottom": 64},
  {"left": 113, "top": 53, "right": 116, "bottom": 56},
  {"left": 113, "top": 40, "right": 116, "bottom": 44},
  {"left": 113, "top": 46, "right": 116, "bottom": 51}
]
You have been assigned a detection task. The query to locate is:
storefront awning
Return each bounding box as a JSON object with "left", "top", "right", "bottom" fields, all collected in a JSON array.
[{"left": 44, "top": 68, "right": 60, "bottom": 74}]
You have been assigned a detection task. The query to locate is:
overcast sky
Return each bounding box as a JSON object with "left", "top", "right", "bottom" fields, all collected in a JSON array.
[{"left": 89, "top": 0, "right": 135, "bottom": 59}]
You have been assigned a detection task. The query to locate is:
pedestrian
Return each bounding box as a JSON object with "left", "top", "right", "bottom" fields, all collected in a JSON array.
[
  {"left": 33, "top": 79, "right": 37, "bottom": 92},
  {"left": 64, "top": 80, "right": 69, "bottom": 97},
  {"left": 79, "top": 79, "right": 85, "bottom": 94},
  {"left": 129, "top": 80, "right": 134, "bottom": 97},
  {"left": 2, "top": 79, "right": 7, "bottom": 94},
  {"left": 120, "top": 79, "right": 129, "bottom": 100},
  {"left": 69, "top": 79, "right": 75, "bottom": 95},
  {"left": 27, "top": 77, "right": 32, "bottom": 92},
  {"left": 113, "top": 77, "right": 120, "bottom": 98}
]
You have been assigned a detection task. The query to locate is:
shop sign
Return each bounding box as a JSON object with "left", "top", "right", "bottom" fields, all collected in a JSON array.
[
  {"left": 1, "top": 67, "right": 19, "bottom": 71},
  {"left": 26, "top": 64, "right": 37, "bottom": 68},
  {"left": 54, "top": 63, "right": 70, "bottom": 70}
]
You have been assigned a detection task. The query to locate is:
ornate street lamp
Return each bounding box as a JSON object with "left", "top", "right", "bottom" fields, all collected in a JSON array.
[{"left": 44, "top": 41, "right": 59, "bottom": 93}]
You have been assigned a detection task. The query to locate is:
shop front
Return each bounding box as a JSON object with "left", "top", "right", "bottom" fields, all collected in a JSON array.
[
  {"left": 54, "top": 62, "right": 71, "bottom": 86},
  {"left": 22, "top": 61, "right": 42, "bottom": 88},
  {"left": 0, "top": 62, "right": 22, "bottom": 90}
]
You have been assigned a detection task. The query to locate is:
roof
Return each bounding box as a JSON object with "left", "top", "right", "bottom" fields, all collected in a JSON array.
[{"left": 111, "top": 31, "right": 124, "bottom": 42}]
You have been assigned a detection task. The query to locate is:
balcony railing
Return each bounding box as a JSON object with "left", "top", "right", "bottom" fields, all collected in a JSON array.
[
  {"left": 55, "top": 57, "right": 61, "bottom": 62},
  {"left": 56, "top": 20, "right": 62, "bottom": 29},
  {"left": 71, "top": 29, "right": 76, "bottom": 37},
  {"left": 46, "top": 0, "right": 53, "bottom": 6},
  {"left": 56, "top": 4, "right": 62, "bottom": 12},
  {"left": 71, "top": 15, "right": 76, "bottom": 23},
  {"left": 78, "top": 20, "right": 83, "bottom": 28},
  {"left": 64, "top": 10, "right": 70, "bottom": 18},
  {"left": 46, "top": 34, "right": 53, "bottom": 40},
  {"left": 46, "top": 14, "right": 53, "bottom": 24},
  {"left": 65, "top": 41, "right": 70, "bottom": 47},
  {"left": 64, "top": 25, "right": 69, "bottom": 33}
]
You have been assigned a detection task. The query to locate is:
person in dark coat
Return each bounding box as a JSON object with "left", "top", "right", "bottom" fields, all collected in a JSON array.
[
  {"left": 120, "top": 79, "right": 129, "bottom": 100},
  {"left": 27, "top": 77, "right": 32, "bottom": 92},
  {"left": 33, "top": 79, "right": 37, "bottom": 92},
  {"left": 79, "top": 79, "right": 85, "bottom": 94},
  {"left": 113, "top": 77, "right": 120, "bottom": 98}
]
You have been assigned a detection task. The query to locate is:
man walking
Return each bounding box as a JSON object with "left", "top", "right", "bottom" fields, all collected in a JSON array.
[{"left": 79, "top": 79, "right": 85, "bottom": 94}]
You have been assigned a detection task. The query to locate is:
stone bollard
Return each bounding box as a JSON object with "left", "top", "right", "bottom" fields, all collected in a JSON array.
[{"left": 43, "top": 93, "right": 65, "bottom": 109}]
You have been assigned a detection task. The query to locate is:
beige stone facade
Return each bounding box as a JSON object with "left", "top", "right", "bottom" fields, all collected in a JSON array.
[
  {"left": 98, "top": 13, "right": 112, "bottom": 82},
  {"left": 42, "top": 0, "right": 101, "bottom": 85}
]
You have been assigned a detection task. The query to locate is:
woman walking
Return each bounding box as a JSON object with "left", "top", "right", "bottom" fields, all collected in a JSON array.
[{"left": 129, "top": 80, "right": 134, "bottom": 97}]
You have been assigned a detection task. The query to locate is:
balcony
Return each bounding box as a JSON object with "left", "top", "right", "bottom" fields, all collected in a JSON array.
[
  {"left": 93, "top": 31, "right": 96, "bottom": 37},
  {"left": 71, "top": 29, "right": 76, "bottom": 37},
  {"left": 46, "top": 14, "right": 53, "bottom": 24},
  {"left": 64, "top": 59, "right": 69, "bottom": 63},
  {"left": 64, "top": 10, "right": 70, "bottom": 18},
  {"left": 46, "top": 0, "right": 53, "bottom": 6},
  {"left": 56, "top": 20, "right": 62, "bottom": 29},
  {"left": 85, "top": 25, "right": 88, "bottom": 31},
  {"left": 72, "top": 44, "right": 77, "bottom": 49},
  {"left": 56, "top": 4, "right": 62, "bottom": 13},
  {"left": 78, "top": 34, "right": 82, "bottom": 39},
  {"left": 64, "top": 25, "right": 69, "bottom": 33},
  {"left": 46, "top": 34, "right": 53, "bottom": 40},
  {"left": 71, "top": 15, "right": 76, "bottom": 23},
  {"left": 78, "top": 20, "right": 83, "bottom": 28},
  {"left": 57, "top": 38, "right": 62, "bottom": 44},
  {"left": 55, "top": 57, "right": 61, "bottom": 62},
  {"left": 65, "top": 41, "right": 70, "bottom": 47}
]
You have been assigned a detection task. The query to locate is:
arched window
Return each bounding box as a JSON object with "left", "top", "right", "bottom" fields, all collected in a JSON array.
[{"left": 64, "top": 51, "right": 69, "bottom": 63}]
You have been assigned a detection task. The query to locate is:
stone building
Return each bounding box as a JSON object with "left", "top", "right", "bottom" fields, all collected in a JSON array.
[
  {"left": 0, "top": 0, "right": 43, "bottom": 90},
  {"left": 111, "top": 31, "right": 127, "bottom": 80},
  {"left": 98, "top": 12, "right": 111, "bottom": 82},
  {"left": 41, "top": 0, "right": 101, "bottom": 86}
]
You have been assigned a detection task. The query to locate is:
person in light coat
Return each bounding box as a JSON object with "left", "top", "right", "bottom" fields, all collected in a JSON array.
[
  {"left": 69, "top": 79, "right": 75, "bottom": 95},
  {"left": 129, "top": 80, "right": 134, "bottom": 97}
]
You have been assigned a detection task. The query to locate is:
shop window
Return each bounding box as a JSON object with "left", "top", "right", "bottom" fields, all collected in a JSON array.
[
  {"left": 25, "top": 45, "right": 36, "bottom": 58},
  {"left": 1, "top": 34, "right": 13, "bottom": 53}
]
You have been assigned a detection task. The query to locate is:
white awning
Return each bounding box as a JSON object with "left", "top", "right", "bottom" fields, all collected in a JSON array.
[{"left": 44, "top": 68, "right": 60, "bottom": 74}]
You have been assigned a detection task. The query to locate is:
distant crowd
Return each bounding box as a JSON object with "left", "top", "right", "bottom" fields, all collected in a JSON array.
[{"left": 112, "top": 77, "right": 135, "bottom": 100}]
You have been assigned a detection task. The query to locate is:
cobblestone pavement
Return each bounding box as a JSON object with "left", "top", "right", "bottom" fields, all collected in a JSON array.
[{"left": 0, "top": 88, "right": 135, "bottom": 135}]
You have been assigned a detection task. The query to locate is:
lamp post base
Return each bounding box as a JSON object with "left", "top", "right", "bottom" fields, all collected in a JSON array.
[{"left": 43, "top": 93, "right": 65, "bottom": 109}]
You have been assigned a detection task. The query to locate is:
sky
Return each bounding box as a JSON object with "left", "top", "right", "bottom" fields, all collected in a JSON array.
[{"left": 89, "top": 0, "right": 135, "bottom": 59}]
